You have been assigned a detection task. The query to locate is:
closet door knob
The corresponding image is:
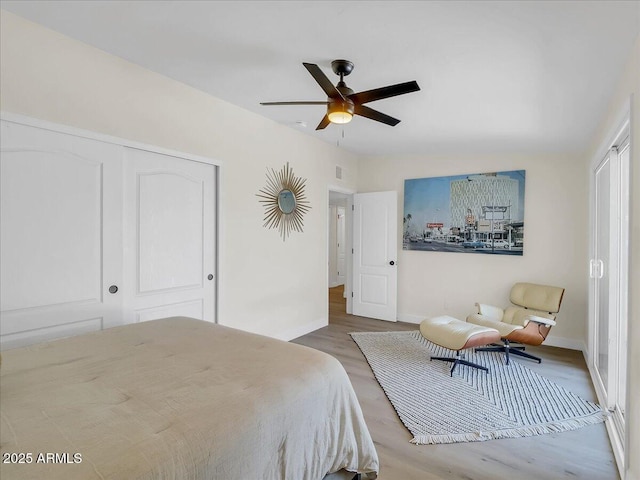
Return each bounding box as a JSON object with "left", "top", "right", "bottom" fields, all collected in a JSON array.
[
  {"left": 207, "top": 274, "right": 214, "bottom": 281},
  {"left": 389, "top": 261, "right": 395, "bottom": 266},
  {"left": 108, "top": 285, "right": 118, "bottom": 294}
]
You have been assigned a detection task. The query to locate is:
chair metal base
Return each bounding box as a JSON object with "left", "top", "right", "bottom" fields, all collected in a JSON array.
[
  {"left": 475, "top": 339, "right": 541, "bottom": 365},
  {"left": 430, "top": 351, "right": 489, "bottom": 376}
]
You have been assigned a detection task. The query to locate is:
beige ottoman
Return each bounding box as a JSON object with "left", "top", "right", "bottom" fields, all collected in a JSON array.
[{"left": 420, "top": 315, "right": 501, "bottom": 376}]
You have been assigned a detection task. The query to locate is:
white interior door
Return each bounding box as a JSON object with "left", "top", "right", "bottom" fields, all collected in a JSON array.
[
  {"left": 123, "top": 147, "right": 216, "bottom": 324},
  {"left": 352, "top": 191, "right": 397, "bottom": 321},
  {"left": 328, "top": 205, "right": 346, "bottom": 288},
  {"left": 0, "top": 120, "right": 123, "bottom": 349},
  {"left": 337, "top": 206, "right": 346, "bottom": 285},
  {"left": 329, "top": 205, "right": 338, "bottom": 287}
]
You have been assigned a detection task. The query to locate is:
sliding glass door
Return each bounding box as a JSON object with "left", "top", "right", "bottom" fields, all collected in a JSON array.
[
  {"left": 615, "top": 141, "right": 630, "bottom": 423},
  {"left": 589, "top": 125, "right": 629, "bottom": 473},
  {"left": 593, "top": 152, "right": 610, "bottom": 390}
]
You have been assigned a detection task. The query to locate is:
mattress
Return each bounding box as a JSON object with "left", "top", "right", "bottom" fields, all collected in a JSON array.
[{"left": 0, "top": 317, "right": 378, "bottom": 479}]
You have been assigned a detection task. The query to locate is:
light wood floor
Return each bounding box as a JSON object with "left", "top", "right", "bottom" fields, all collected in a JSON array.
[{"left": 292, "top": 286, "right": 618, "bottom": 480}]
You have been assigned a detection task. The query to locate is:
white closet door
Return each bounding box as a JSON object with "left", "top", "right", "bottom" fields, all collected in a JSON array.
[
  {"left": 0, "top": 120, "right": 123, "bottom": 349},
  {"left": 123, "top": 148, "right": 216, "bottom": 324}
]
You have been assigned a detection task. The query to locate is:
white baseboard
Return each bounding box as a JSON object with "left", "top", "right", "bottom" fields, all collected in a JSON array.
[
  {"left": 397, "top": 313, "right": 425, "bottom": 324},
  {"left": 275, "top": 318, "right": 328, "bottom": 342},
  {"left": 544, "top": 335, "right": 585, "bottom": 352}
]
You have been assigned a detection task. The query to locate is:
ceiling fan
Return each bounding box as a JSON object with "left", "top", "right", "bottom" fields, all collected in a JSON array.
[{"left": 260, "top": 59, "right": 420, "bottom": 130}]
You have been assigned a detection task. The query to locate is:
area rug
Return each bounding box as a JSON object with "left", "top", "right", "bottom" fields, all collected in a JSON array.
[{"left": 350, "top": 330, "right": 607, "bottom": 445}]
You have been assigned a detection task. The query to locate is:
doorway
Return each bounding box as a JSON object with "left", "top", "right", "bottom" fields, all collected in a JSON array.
[
  {"left": 329, "top": 285, "right": 347, "bottom": 317},
  {"left": 328, "top": 189, "right": 353, "bottom": 317},
  {"left": 329, "top": 203, "right": 346, "bottom": 288}
]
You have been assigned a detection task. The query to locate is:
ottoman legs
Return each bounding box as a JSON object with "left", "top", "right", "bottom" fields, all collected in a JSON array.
[{"left": 430, "top": 350, "right": 489, "bottom": 376}]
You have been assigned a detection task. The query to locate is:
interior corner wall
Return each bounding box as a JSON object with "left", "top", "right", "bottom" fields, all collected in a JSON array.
[
  {"left": 357, "top": 152, "right": 587, "bottom": 348},
  {"left": 586, "top": 33, "right": 639, "bottom": 480},
  {"left": 0, "top": 11, "right": 359, "bottom": 340}
]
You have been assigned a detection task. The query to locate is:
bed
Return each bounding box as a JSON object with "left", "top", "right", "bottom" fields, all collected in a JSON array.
[{"left": 0, "top": 317, "right": 379, "bottom": 479}]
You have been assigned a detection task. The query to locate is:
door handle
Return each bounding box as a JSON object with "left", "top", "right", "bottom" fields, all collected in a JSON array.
[
  {"left": 389, "top": 261, "right": 395, "bottom": 266},
  {"left": 108, "top": 285, "right": 118, "bottom": 294},
  {"left": 207, "top": 274, "right": 214, "bottom": 281},
  {"left": 589, "top": 259, "right": 605, "bottom": 279},
  {"left": 597, "top": 259, "right": 604, "bottom": 279}
]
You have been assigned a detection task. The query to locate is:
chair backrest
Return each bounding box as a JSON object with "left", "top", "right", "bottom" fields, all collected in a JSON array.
[{"left": 509, "top": 282, "right": 565, "bottom": 313}]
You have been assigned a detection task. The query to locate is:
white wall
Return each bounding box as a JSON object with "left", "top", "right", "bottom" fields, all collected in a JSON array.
[
  {"left": 357, "top": 152, "right": 587, "bottom": 349},
  {"left": 0, "top": 11, "right": 358, "bottom": 340},
  {"left": 586, "top": 34, "right": 639, "bottom": 480}
]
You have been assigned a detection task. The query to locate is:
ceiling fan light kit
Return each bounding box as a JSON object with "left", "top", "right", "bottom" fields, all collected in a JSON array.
[
  {"left": 327, "top": 101, "right": 354, "bottom": 124},
  {"left": 260, "top": 59, "right": 420, "bottom": 130}
]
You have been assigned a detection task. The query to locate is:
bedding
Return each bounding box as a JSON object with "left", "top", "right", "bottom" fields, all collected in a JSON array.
[{"left": 0, "top": 317, "right": 378, "bottom": 479}]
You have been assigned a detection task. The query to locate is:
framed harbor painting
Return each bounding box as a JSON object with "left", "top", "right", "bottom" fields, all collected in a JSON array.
[{"left": 403, "top": 170, "right": 526, "bottom": 255}]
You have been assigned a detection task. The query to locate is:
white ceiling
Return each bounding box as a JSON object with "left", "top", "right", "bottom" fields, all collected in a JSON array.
[{"left": 3, "top": 1, "right": 639, "bottom": 156}]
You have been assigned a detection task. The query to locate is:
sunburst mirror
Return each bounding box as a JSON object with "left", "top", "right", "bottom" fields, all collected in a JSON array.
[{"left": 257, "top": 162, "right": 311, "bottom": 240}]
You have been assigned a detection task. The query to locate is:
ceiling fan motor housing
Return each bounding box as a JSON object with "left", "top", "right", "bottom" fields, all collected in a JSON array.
[
  {"left": 332, "top": 82, "right": 354, "bottom": 111},
  {"left": 328, "top": 98, "right": 355, "bottom": 121}
]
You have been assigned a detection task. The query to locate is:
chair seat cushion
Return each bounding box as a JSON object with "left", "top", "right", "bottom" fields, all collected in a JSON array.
[{"left": 420, "top": 315, "right": 501, "bottom": 351}]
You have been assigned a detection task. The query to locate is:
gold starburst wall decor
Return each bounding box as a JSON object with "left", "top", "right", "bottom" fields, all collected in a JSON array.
[{"left": 257, "top": 162, "right": 311, "bottom": 240}]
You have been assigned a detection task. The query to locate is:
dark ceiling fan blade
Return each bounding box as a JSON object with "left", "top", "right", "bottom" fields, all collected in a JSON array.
[
  {"left": 354, "top": 104, "right": 401, "bottom": 126},
  {"left": 315, "top": 114, "right": 331, "bottom": 130},
  {"left": 303, "top": 63, "right": 345, "bottom": 100},
  {"left": 260, "top": 101, "right": 329, "bottom": 106},
  {"left": 349, "top": 81, "right": 420, "bottom": 105}
]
